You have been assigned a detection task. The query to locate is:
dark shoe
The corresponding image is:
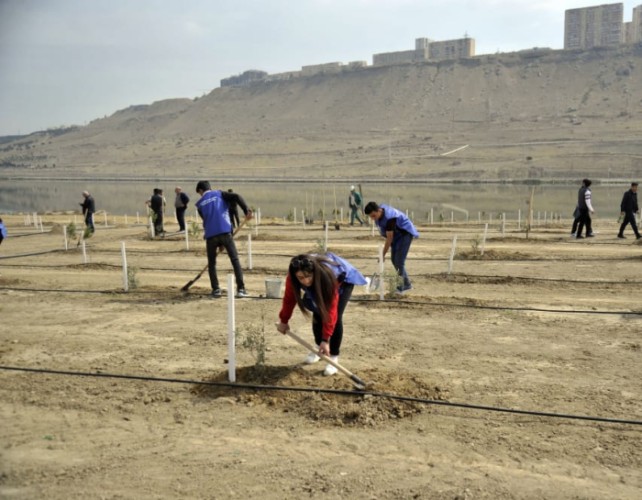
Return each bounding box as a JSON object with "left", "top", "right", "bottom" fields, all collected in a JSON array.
[
  {"left": 586, "top": 233, "right": 595, "bottom": 238},
  {"left": 576, "top": 235, "right": 584, "bottom": 239},
  {"left": 236, "top": 289, "right": 249, "bottom": 298},
  {"left": 211, "top": 288, "right": 222, "bottom": 298},
  {"left": 617, "top": 235, "right": 626, "bottom": 239},
  {"left": 636, "top": 235, "right": 642, "bottom": 240}
]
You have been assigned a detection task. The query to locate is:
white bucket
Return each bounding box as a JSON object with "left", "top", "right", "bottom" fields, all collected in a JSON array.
[{"left": 265, "top": 278, "right": 283, "bottom": 298}]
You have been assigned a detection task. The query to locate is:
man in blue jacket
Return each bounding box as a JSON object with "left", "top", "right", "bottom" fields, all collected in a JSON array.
[
  {"left": 365, "top": 201, "right": 419, "bottom": 294},
  {"left": 195, "top": 180, "right": 253, "bottom": 298}
]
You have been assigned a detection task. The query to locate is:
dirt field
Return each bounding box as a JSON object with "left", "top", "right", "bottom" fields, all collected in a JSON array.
[{"left": 1, "top": 213, "right": 641, "bottom": 499}]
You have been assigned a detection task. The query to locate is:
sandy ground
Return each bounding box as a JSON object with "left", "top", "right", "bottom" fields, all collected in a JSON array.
[{"left": 1, "top": 212, "right": 641, "bottom": 499}]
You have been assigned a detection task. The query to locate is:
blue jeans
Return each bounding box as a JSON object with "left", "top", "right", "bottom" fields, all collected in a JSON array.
[{"left": 391, "top": 233, "right": 413, "bottom": 290}]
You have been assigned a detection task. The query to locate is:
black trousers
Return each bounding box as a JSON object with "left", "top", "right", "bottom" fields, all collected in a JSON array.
[
  {"left": 176, "top": 207, "right": 187, "bottom": 231},
  {"left": 206, "top": 232, "right": 245, "bottom": 292},
  {"left": 576, "top": 208, "right": 592, "bottom": 237},
  {"left": 311, "top": 283, "right": 354, "bottom": 357},
  {"left": 619, "top": 211, "right": 640, "bottom": 237}
]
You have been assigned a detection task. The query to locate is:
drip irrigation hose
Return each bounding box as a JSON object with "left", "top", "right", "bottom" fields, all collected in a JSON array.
[
  {"left": 1, "top": 365, "right": 641, "bottom": 427},
  {"left": 3, "top": 260, "right": 642, "bottom": 286},
  {"left": 0, "top": 285, "right": 639, "bottom": 316}
]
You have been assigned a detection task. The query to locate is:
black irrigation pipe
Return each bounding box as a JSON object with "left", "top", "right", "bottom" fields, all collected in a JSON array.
[
  {"left": 1, "top": 366, "right": 641, "bottom": 427},
  {"left": 0, "top": 285, "right": 640, "bottom": 316},
  {"left": 3, "top": 260, "right": 642, "bottom": 287}
]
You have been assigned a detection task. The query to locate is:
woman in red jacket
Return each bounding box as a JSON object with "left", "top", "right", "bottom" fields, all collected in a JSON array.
[{"left": 276, "top": 253, "right": 366, "bottom": 376}]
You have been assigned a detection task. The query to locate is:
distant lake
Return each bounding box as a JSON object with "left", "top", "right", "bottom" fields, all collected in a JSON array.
[{"left": 0, "top": 179, "right": 628, "bottom": 221}]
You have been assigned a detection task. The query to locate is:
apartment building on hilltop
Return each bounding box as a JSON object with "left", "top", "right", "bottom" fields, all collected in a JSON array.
[
  {"left": 625, "top": 4, "right": 642, "bottom": 43},
  {"left": 564, "top": 2, "right": 642, "bottom": 50},
  {"left": 373, "top": 36, "right": 475, "bottom": 66}
]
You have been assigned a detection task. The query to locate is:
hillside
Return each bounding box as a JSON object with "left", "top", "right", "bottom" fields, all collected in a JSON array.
[{"left": 1, "top": 45, "right": 642, "bottom": 182}]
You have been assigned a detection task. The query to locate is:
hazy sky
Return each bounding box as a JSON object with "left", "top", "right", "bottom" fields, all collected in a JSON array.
[{"left": 1, "top": 0, "right": 640, "bottom": 136}]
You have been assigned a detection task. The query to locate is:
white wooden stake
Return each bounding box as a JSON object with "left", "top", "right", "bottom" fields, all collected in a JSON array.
[
  {"left": 293, "top": 207, "right": 297, "bottom": 224},
  {"left": 82, "top": 240, "right": 88, "bottom": 264},
  {"left": 136, "top": 212, "right": 140, "bottom": 224},
  {"left": 430, "top": 208, "right": 434, "bottom": 225},
  {"left": 227, "top": 274, "right": 236, "bottom": 383},
  {"left": 121, "top": 241, "right": 129, "bottom": 292},
  {"left": 149, "top": 218, "right": 155, "bottom": 238},
  {"left": 39, "top": 216, "right": 44, "bottom": 232},
  {"left": 340, "top": 207, "right": 344, "bottom": 223},
  {"left": 63, "top": 225, "right": 68, "bottom": 251},
  {"left": 33, "top": 212, "right": 38, "bottom": 227},
  {"left": 185, "top": 227, "right": 189, "bottom": 250},
  {"left": 481, "top": 223, "right": 489, "bottom": 256},
  {"left": 247, "top": 234, "right": 253, "bottom": 270},
  {"left": 451, "top": 211, "right": 454, "bottom": 223},
  {"left": 257, "top": 207, "right": 261, "bottom": 225},
  {"left": 302, "top": 210, "right": 306, "bottom": 230},
  {"left": 447, "top": 235, "right": 458, "bottom": 275}
]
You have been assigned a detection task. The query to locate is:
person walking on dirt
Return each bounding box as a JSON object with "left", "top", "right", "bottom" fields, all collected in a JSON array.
[
  {"left": 276, "top": 252, "right": 366, "bottom": 376},
  {"left": 146, "top": 188, "right": 166, "bottom": 236},
  {"left": 195, "top": 180, "right": 253, "bottom": 298},
  {"left": 0, "top": 218, "right": 7, "bottom": 246},
  {"left": 348, "top": 185, "right": 364, "bottom": 226},
  {"left": 575, "top": 179, "right": 595, "bottom": 239},
  {"left": 79, "top": 191, "right": 95, "bottom": 234},
  {"left": 617, "top": 182, "right": 641, "bottom": 240},
  {"left": 174, "top": 186, "right": 190, "bottom": 233},
  {"left": 227, "top": 189, "right": 240, "bottom": 229},
  {"left": 365, "top": 201, "right": 419, "bottom": 294}
]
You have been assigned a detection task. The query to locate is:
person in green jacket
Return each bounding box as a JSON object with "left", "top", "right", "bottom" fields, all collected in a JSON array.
[{"left": 348, "top": 185, "right": 364, "bottom": 226}]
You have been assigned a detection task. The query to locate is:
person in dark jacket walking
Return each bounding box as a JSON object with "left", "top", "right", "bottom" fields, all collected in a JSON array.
[
  {"left": 79, "top": 191, "right": 95, "bottom": 234},
  {"left": 575, "top": 179, "right": 595, "bottom": 239},
  {"left": 617, "top": 182, "right": 641, "bottom": 240},
  {"left": 195, "top": 180, "right": 253, "bottom": 298}
]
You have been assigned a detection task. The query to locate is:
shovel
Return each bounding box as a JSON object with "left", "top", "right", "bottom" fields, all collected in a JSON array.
[{"left": 282, "top": 327, "right": 367, "bottom": 390}]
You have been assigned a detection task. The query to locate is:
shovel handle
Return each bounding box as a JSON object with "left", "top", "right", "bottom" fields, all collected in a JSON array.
[{"left": 283, "top": 328, "right": 366, "bottom": 388}]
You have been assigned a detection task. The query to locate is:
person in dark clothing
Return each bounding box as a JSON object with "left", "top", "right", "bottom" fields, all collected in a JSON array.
[
  {"left": 618, "top": 182, "right": 641, "bottom": 240},
  {"left": 146, "top": 188, "right": 165, "bottom": 235},
  {"left": 227, "top": 189, "right": 240, "bottom": 229},
  {"left": 195, "top": 180, "right": 253, "bottom": 298},
  {"left": 575, "top": 179, "right": 595, "bottom": 239},
  {"left": 174, "top": 186, "right": 190, "bottom": 232},
  {"left": 79, "top": 191, "right": 95, "bottom": 234}
]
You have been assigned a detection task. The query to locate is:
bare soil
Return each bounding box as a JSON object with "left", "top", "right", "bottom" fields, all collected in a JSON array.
[{"left": 1, "top": 213, "right": 641, "bottom": 499}]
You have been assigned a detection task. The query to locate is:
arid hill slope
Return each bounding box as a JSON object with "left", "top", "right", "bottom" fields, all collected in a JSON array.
[{"left": 2, "top": 45, "right": 642, "bottom": 181}]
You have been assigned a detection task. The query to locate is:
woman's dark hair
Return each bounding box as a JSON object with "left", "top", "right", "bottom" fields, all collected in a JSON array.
[{"left": 288, "top": 254, "right": 338, "bottom": 323}]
